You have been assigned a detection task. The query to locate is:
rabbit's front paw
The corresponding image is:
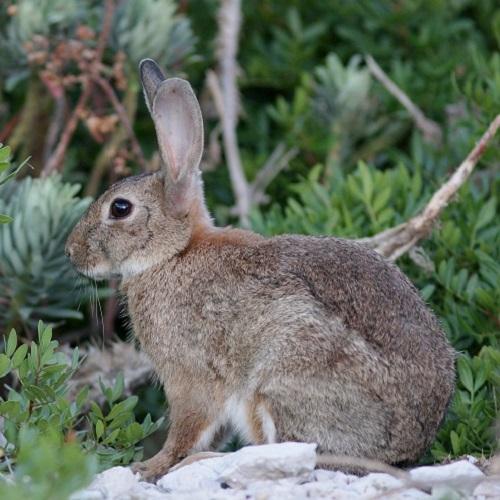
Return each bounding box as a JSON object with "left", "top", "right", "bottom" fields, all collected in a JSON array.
[{"left": 131, "top": 451, "right": 173, "bottom": 482}]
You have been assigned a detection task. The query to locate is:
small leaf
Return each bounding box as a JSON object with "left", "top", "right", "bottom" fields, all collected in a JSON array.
[
  {"left": 11, "top": 344, "right": 28, "bottom": 368},
  {"left": 0, "top": 145, "right": 10, "bottom": 162},
  {"left": 126, "top": 422, "right": 143, "bottom": 443},
  {"left": 457, "top": 357, "right": 474, "bottom": 394},
  {"left": 96, "top": 420, "right": 105, "bottom": 440},
  {"left": 0, "top": 353, "right": 10, "bottom": 377},
  {"left": 76, "top": 386, "right": 90, "bottom": 408},
  {"left": 106, "top": 396, "right": 138, "bottom": 422},
  {"left": 40, "top": 325, "right": 53, "bottom": 349},
  {"left": 6, "top": 329, "right": 17, "bottom": 357},
  {"left": 450, "top": 430, "right": 461, "bottom": 455},
  {"left": 0, "top": 214, "right": 13, "bottom": 224},
  {"left": 112, "top": 373, "right": 124, "bottom": 402},
  {"left": 90, "top": 402, "right": 104, "bottom": 420}
]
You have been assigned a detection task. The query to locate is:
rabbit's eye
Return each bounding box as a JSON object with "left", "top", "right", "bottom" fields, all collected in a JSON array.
[{"left": 110, "top": 198, "right": 133, "bottom": 219}]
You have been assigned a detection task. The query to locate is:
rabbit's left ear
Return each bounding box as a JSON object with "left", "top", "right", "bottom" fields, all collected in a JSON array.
[{"left": 151, "top": 77, "right": 204, "bottom": 183}]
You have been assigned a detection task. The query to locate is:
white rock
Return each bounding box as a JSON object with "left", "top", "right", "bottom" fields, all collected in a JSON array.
[
  {"left": 218, "top": 442, "right": 317, "bottom": 488},
  {"left": 410, "top": 460, "right": 484, "bottom": 495},
  {"left": 158, "top": 442, "right": 317, "bottom": 492},
  {"left": 473, "top": 477, "right": 500, "bottom": 499},
  {"left": 72, "top": 444, "right": 492, "bottom": 500},
  {"left": 71, "top": 466, "right": 167, "bottom": 500},
  {"left": 156, "top": 456, "right": 224, "bottom": 493}
]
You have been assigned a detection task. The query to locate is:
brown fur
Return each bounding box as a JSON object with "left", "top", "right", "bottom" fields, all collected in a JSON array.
[{"left": 66, "top": 61, "right": 455, "bottom": 481}]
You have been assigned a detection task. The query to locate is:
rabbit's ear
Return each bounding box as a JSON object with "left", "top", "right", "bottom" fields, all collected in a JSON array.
[
  {"left": 151, "top": 77, "right": 204, "bottom": 183},
  {"left": 139, "top": 59, "right": 166, "bottom": 113}
]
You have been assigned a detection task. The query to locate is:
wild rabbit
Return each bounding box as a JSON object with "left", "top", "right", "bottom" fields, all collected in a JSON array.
[{"left": 66, "top": 59, "right": 455, "bottom": 481}]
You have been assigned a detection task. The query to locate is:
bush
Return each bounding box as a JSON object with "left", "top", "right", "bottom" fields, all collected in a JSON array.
[{"left": 0, "top": 322, "right": 163, "bottom": 482}]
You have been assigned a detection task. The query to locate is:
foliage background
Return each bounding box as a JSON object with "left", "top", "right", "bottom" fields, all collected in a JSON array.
[{"left": 0, "top": 0, "right": 499, "bottom": 495}]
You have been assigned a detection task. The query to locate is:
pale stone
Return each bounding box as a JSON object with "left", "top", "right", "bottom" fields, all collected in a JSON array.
[
  {"left": 410, "top": 459, "right": 484, "bottom": 495},
  {"left": 71, "top": 443, "right": 494, "bottom": 500},
  {"left": 473, "top": 477, "right": 500, "bottom": 499}
]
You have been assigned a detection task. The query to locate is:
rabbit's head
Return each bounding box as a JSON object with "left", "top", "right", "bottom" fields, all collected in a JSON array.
[{"left": 66, "top": 60, "right": 210, "bottom": 280}]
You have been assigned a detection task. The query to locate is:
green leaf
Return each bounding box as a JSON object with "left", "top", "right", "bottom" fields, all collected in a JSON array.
[
  {"left": 450, "top": 430, "right": 461, "bottom": 455},
  {"left": 96, "top": 420, "right": 105, "bottom": 439},
  {"left": 112, "top": 373, "right": 124, "bottom": 402},
  {"left": 0, "top": 213, "right": 13, "bottom": 224},
  {"left": 126, "top": 422, "right": 143, "bottom": 443},
  {"left": 40, "top": 324, "right": 53, "bottom": 349},
  {"left": 0, "top": 145, "right": 11, "bottom": 162},
  {"left": 90, "top": 402, "right": 104, "bottom": 420},
  {"left": 0, "top": 400, "right": 21, "bottom": 419},
  {"left": 475, "top": 197, "right": 496, "bottom": 231},
  {"left": 11, "top": 344, "right": 28, "bottom": 368},
  {"left": 0, "top": 353, "right": 11, "bottom": 377},
  {"left": 106, "top": 396, "right": 138, "bottom": 422},
  {"left": 457, "top": 357, "right": 474, "bottom": 394},
  {"left": 0, "top": 155, "right": 30, "bottom": 186},
  {"left": 76, "top": 386, "right": 89, "bottom": 408},
  {"left": 6, "top": 329, "right": 17, "bottom": 357}
]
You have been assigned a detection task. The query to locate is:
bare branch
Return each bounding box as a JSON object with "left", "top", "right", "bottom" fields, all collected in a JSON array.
[
  {"left": 251, "top": 143, "right": 299, "bottom": 204},
  {"left": 211, "top": 0, "right": 251, "bottom": 227},
  {"left": 41, "top": 80, "right": 93, "bottom": 177},
  {"left": 67, "top": 342, "right": 153, "bottom": 403},
  {"left": 365, "top": 54, "right": 442, "bottom": 146},
  {"left": 359, "top": 115, "right": 500, "bottom": 260},
  {"left": 93, "top": 75, "right": 148, "bottom": 171},
  {"left": 41, "top": 0, "right": 115, "bottom": 177}
]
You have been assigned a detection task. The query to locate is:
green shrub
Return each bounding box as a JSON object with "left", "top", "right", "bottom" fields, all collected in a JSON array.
[
  {"left": 0, "top": 427, "right": 97, "bottom": 500},
  {"left": 0, "top": 322, "right": 163, "bottom": 479}
]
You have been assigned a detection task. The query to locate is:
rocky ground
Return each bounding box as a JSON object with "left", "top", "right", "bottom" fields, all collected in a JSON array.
[{"left": 72, "top": 442, "right": 500, "bottom": 499}]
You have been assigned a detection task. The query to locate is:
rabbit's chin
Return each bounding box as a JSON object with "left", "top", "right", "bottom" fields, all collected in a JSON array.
[{"left": 75, "top": 264, "right": 116, "bottom": 281}]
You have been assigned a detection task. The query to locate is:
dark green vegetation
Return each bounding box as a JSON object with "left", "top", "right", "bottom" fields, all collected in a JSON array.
[{"left": 0, "top": 0, "right": 499, "bottom": 496}]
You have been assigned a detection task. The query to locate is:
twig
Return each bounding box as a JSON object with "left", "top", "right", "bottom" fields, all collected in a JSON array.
[
  {"left": 93, "top": 76, "right": 148, "bottom": 171},
  {"left": 251, "top": 143, "right": 299, "bottom": 203},
  {"left": 41, "top": 81, "right": 92, "bottom": 176},
  {"left": 42, "top": 93, "right": 67, "bottom": 164},
  {"left": 359, "top": 115, "right": 500, "bottom": 260},
  {"left": 365, "top": 54, "right": 442, "bottom": 146},
  {"left": 211, "top": 0, "right": 251, "bottom": 227},
  {"left": 41, "top": 0, "right": 115, "bottom": 177}
]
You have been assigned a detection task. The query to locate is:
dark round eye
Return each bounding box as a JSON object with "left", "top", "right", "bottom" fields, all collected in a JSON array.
[{"left": 110, "top": 198, "right": 133, "bottom": 219}]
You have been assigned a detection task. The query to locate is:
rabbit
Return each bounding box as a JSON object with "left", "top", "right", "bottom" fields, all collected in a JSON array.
[{"left": 65, "top": 59, "right": 456, "bottom": 481}]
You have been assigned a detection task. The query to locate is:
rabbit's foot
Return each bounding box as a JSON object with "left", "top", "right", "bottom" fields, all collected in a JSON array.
[{"left": 131, "top": 451, "right": 173, "bottom": 482}]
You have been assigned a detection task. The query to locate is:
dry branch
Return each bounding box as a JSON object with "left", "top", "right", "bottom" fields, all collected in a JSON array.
[
  {"left": 365, "top": 54, "right": 443, "bottom": 146},
  {"left": 251, "top": 143, "right": 299, "bottom": 204},
  {"left": 209, "top": 0, "right": 298, "bottom": 224},
  {"left": 41, "top": 0, "right": 115, "bottom": 177},
  {"left": 212, "top": 0, "right": 251, "bottom": 227},
  {"left": 359, "top": 115, "right": 500, "bottom": 260},
  {"left": 93, "top": 75, "right": 147, "bottom": 171},
  {"left": 67, "top": 342, "right": 153, "bottom": 403}
]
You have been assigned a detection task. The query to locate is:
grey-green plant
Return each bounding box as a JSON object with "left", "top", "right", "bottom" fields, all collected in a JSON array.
[
  {"left": 113, "top": 0, "right": 196, "bottom": 69},
  {"left": 0, "top": 175, "right": 92, "bottom": 331}
]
